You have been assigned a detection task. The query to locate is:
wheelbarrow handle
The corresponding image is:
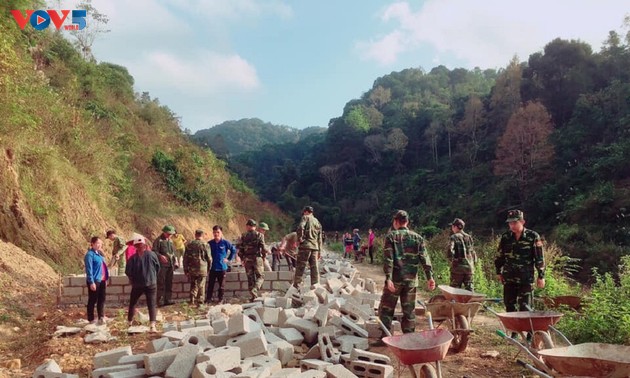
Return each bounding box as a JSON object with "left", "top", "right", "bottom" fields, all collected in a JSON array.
[
  {"left": 496, "top": 330, "right": 552, "bottom": 375},
  {"left": 516, "top": 359, "right": 553, "bottom": 378},
  {"left": 482, "top": 304, "right": 500, "bottom": 317},
  {"left": 548, "top": 325, "right": 573, "bottom": 346},
  {"left": 371, "top": 316, "right": 393, "bottom": 338}
]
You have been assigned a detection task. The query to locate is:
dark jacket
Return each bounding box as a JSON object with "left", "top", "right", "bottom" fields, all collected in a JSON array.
[{"left": 125, "top": 251, "right": 160, "bottom": 287}]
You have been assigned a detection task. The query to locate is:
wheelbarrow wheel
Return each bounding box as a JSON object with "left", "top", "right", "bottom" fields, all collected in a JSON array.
[
  {"left": 450, "top": 314, "right": 470, "bottom": 352},
  {"left": 532, "top": 330, "right": 554, "bottom": 350},
  {"left": 428, "top": 294, "right": 446, "bottom": 303},
  {"left": 418, "top": 364, "right": 437, "bottom": 378}
]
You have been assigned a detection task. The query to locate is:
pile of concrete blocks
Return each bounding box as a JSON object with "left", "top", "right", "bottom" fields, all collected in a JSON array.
[
  {"left": 59, "top": 259, "right": 399, "bottom": 378},
  {"left": 32, "top": 359, "right": 79, "bottom": 378}
]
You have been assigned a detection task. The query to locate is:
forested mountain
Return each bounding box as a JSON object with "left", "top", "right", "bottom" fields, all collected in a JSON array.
[
  {"left": 0, "top": 3, "right": 288, "bottom": 273},
  {"left": 227, "top": 32, "right": 630, "bottom": 281},
  {"left": 192, "top": 118, "right": 325, "bottom": 157}
]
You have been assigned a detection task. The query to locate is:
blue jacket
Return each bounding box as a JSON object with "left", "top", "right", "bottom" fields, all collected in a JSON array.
[
  {"left": 209, "top": 239, "right": 236, "bottom": 271},
  {"left": 85, "top": 248, "right": 109, "bottom": 284}
]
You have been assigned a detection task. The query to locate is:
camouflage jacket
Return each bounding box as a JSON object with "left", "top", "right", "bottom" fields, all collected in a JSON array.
[
  {"left": 297, "top": 214, "right": 322, "bottom": 251},
  {"left": 383, "top": 227, "right": 433, "bottom": 286},
  {"left": 153, "top": 236, "right": 175, "bottom": 267},
  {"left": 183, "top": 239, "right": 211, "bottom": 275},
  {"left": 447, "top": 231, "right": 476, "bottom": 274},
  {"left": 112, "top": 236, "right": 127, "bottom": 269},
  {"left": 238, "top": 230, "right": 266, "bottom": 258},
  {"left": 495, "top": 228, "right": 545, "bottom": 284}
]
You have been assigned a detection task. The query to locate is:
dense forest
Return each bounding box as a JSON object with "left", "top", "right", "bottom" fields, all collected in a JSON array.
[
  {"left": 207, "top": 27, "right": 630, "bottom": 281},
  {"left": 192, "top": 118, "right": 325, "bottom": 157}
]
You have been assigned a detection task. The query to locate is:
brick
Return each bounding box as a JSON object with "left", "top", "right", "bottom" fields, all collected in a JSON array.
[
  {"left": 106, "top": 285, "right": 124, "bottom": 294},
  {"left": 348, "top": 350, "right": 391, "bottom": 365},
  {"left": 144, "top": 347, "right": 182, "bottom": 375},
  {"left": 196, "top": 345, "right": 241, "bottom": 372},
  {"left": 256, "top": 307, "right": 280, "bottom": 326},
  {"left": 272, "top": 281, "right": 291, "bottom": 291},
  {"left": 229, "top": 359, "right": 253, "bottom": 374},
  {"left": 278, "top": 271, "right": 293, "bottom": 280},
  {"left": 162, "top": 322, "right": 178, "bottom": 333},
  {"left": 347, "top": 361, "right": 393, "bottom": 378},
  {"left": 179, "top": 319, "right": 196, "bottom": 330},
  {"left": 277, "top": 328, "right": 303, "bottom": 346},
  {"left": 335, "top": 335, "right": 369, "bottom": 354},
  {"left": 165, "top": 344, "right": 201, "bottom": 378},
  {"left": 295, "top": 371, "right": 327, "bottom": 378},
  {"left": 270, "top": 339, "right": 294, "bottom": 365},
  {"left": 239, "top": 272, "right": 248, "bottom": 281},
  {"left": 275, "top": 297, "right": 292, "bottom": 309},
  {"left": 104, "top": 369, "right": 146, "bottom": 378},
  {"left": 330, "top": 316, "right": 367, "bottom": 338},
  {"left": 70, "top": 276, "right": 86, "bottom": 286},
  {"left": 63, "top": 287, "right": 83, "bottom": 296},
  {"left": 318, "top": 334, "right": 335, "bottom": 362},
  {"left": 262, "top": 281, "right": 272, "bottom": 290},
  {"left": 233, "top": 366, "right": 271, "bottom": 378},
  {"left": 227, "top": 329, "right": 268, "bottom": 359},
  {"left": 363, "top": 320, "right": 383, "bottom": 339},
  {"left": 146, "top": 337, "right": 174, "bottom": 353},
  {"left": 269, "top": 368, "right": 301, "bottom": 378},
  {"left": 93, "top": 346, "right": 132, "bottom": 369},
  {"left": 339, "top": 302, "right": 371, "bottom": 322},
  {"left": 91, "top": 364, "right": 138, "bottom": 378},
  {"left": 278, "top": 309, "right": 296, "bottom": 327},
  {"left": 245, "top": 355, "right": 282, "bottom": 374},
  {"left": 196, "top": 318, "right": 211, "bottom": 327},
  {"left": 117, "top": 354, "right": 146, "bottom": 368},
  {"left": 284, "top": 317, "right": 318, "bottom": 345},
  {"left": 192, "top": 362, "right": 236, "bottom": 378},
  {"left": 228, "top": 314, "right": 252, "bottom": 337},
  {"left": 225, "top": 272, "right": 239, "bottom": 281},
  {"left": 300, "top": 359, "right": 333, "bottom": 371},
  {"left": 324, "top": 364, "right": 359, "bottom": 378},
  {"left": 109, "top": 276, "right": 128, "bottom": 285},
  {"left": 314, "top": 306, "right": 329, "bottom": 327},
  {"left": 163, "top": 330, "right": 187, "bottom": 342},
  {"left": 225, "top": 281, "right": 241, "bottom": 291},
  {"left": 207, "top": 330, "right": 231, "bottom": 347}
]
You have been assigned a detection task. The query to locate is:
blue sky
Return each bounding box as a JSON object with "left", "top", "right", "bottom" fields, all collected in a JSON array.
[{"left": 53, "top": 1, "right": 629, "bottom": 132}]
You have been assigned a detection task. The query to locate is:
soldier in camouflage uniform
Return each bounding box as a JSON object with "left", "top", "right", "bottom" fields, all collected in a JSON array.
[
  {"left": 154, "top": 225, "right": 176, "bottom": 306},
  {"left": 107, "top": 229, "right": 128, "bottom": 276},
  {"left": 495, "top": 210, "right": 546, "bottom": 313},
  {"left": 447, "top": 218, "right": 477, "bottom": 291},
  {"left": 238, "top": 219, "right": 267, "bottom": 301},
  {"left": 293, "top": 206, "right": 323, "bottom": 288},
  {"left": 183, "top": 229, "right": 211, "bottom": 306},
  {"left": 379, "top": 210, "right": 435, "bottom": 334}
]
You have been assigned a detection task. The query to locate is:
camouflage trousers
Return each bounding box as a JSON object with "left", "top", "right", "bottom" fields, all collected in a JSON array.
[
  {"left": 503, "top": 282, "right": 533, "bottom": 312},
  {"left": 378, "top": 281, "right": 417, "bottom": 333},
  {"left": 243, "top": 256, "right": 264, "bottom": 299},
  {"left": 293, "top": 249, "right": 319, "bottom": 287},
  {"left": 450, "top": 271, "right": 473, "bottom": 291},
  {"left": 188, "top": 274, "right": 207, "bottom": 305},
  {"left": 157, "top": 264, "right": 174, "bottom": 305}
]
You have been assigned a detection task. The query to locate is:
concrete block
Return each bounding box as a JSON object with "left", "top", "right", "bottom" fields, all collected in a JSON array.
[
  {"left": 275, "top": 297, "right": 292, "bottom": 309},
  {"left": 339, "top": 354, "right": 351, "bottom": 368},
  {"left": 284, "top": 286, "right": 302, "bottom": 305},
  {"left": 104, "top": 369, "right": 146, "bottom": 378},
  {"left": 165, "top": 344, "right": 202, "bottom": 378},
  {"left": 295, "top": 371, "right": 327, "bottom": 378},
  {"left": 163, "top": 330, "right": 187, "bottom": 342},
  {"left": 244, "top": 309, "right": 265, "bottom": 328},
  {"left": 92, "top": 364, "right": 138, "bottom": 378},
  {"left": 347, "top": 361, "right": 393, "bottom": 378},
  {"left": 330, "top": 316, "right": 367, "bottom": 338},
  {"left": 146, "top": 337, "right": 175, "bottom": 353},
  {"left": 335, "top": 336, "right": 369, "bottom": 354},
  {"left": 196, "top": 345, "right": 241, "bottom": 372},
  {"left": 317, "top": 326, "right": 342, "bottom": 339},
  {"left": 207, "top": 329, "right": 231, "bottom": 347},
  {"left": 278, "top": 327, "right": 303, "bottom": 346},
  {"left": 192, "top": 361, "right": 237, "bottom": 378},
  {"left": 304, "top": 345, "right": 321, "bottom": 359},
  {"left": 278, "top": 271, "right": 294, "bottom": 280},
  {"left": 364, "top": 279, "right": 376, "bottom": 294},
  {"left": 117, "top": 354, "right": 146, "bottom": 368},
  {"left": 144, "top": 347, "right": 182, "bottom": 375},
  {"left": 228, "top": 314, "right": 252, "bottom": 337},
  {"left": 348, "top": 350, "right": 390, "bottom": 365},
  {"left": 326, "top": 278, "right": 343, "bottom": 293},
  {"left": 314, "top": 306, "right": 329, "bottom": 327},
  {"left": 30, "top": 373, "right": 79, "bottom": 378},
  {"left": 300, "top": 359, "right": 333, "bottom": 371},
  {"left": 233, "top": 366, "right": 271, "bottom": 378},
  {"left": 284, "top": 317, "right": 318, "bottom": 345},
  {"left": 181, "top": 332, "right": 213, "bottom": 349},
  {"left": 339, "top": 302, "right": 371, "bottom": 321},
  {"left": 263, "top": 297, "right": 277, "bottom": 308},
  {"left": 93, "top": 346, "right": 133, "bottom": 369},
  {"left": 324, "top": 364, "right": 358, "bottom": 378},
  {"left": 272, "top": 281, "right": 291, "bottom": 291},
  {"left": 196, "top": 318, "right": 211, "bottom": 327},
  {"left": 318, "top": 334, "right": 335, "bottom": 362},
  {"left": 363, "top": 320, "right": 383, "bottom": 339},
  {"left": 301, "top": 291, "right": 319, "bottom": 306},
  {"left": 227, "top": 329, "right": 268, "bottom": 359},
  {"left": 256, "top": 307, "right": 280, "bottom": 326},
  {"left": 34, "top": 359, "right": 62, "bottom": 373},
  {"left": 266, "top": 343, "right": 279, "bottom": 360},
  {"left": 245, "top": 356, "right": 282, "bottom": 374},
  {"left": 264, "top": 330, "right": 283, "bottom": 343},
  {"left": 212, "top": 318, "right": 228, "bottom": 333},
  {"left": 314, "top": 287, "right": 329, "bottom": 304},
  {"left": 277, "top": 309, "right": 296, "bottom": 327},
  {"left": 271, "top": 339, "right": 294, "bottom": 365},
  {"left": 269, "top": 368, "right": 301, "bottom": 378},
  {"left": 391, "top": 321, "right": 402, "bottom": 334},
  {"left": 230, "top": 359, "right": 253, "bottom": 374}
]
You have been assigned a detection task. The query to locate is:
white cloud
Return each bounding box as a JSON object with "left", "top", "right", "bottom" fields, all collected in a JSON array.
[
  {"left": 127, "top": 50, "right": 260, "bottom": 95},
  {"left": 358, "top": 0, "right": 629, "bottom": 69},
  {"left": 167, "top": 0, "right": 293, "bottom": 20}
]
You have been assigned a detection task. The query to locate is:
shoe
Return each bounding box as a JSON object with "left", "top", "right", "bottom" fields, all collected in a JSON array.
[
  {"left": 97, "top": 318, "right": 105, "bottom": 325},
  {"left": 149, "top": 324, "right": 157, "bottom": 333},
  {"left": 89, "top": 319, "right": 97, "bottom": 324}
]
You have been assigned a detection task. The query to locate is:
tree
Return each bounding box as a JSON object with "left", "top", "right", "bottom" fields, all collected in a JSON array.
[
  {"left": 489, "top": 56, "right": 522, "bottom": 135},
  {"left": 494, "top": 101, "right": 555, "bottom": 199},
  {"left": 319, "top": 164, "right": 346, "bottom": 202},
  {"left": 344, "top": 106, "right": 370, "bottom": 132},
  {"left": 364, "top": 134, "right": 386, "bottom": 163},
  {"left": 424, "top": 121, "right": 442, "bottom": 167},
  {"left": 457, "top": 95, "right": 486, "bottom": 167},
  {"left": 369, "top": 86, "right": 392, "bottom": 109},
  {"left": 70, "top": 0, "right": 110, "bottom": 61},
  {"left": 386, "top": 128, "right": 408, "bottom": 169}
]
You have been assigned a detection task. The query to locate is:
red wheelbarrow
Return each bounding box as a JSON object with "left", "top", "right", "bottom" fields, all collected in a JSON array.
[
  {"left": 383, "top": 328, "right": 453, "bottom": 378},
  {"left": 486, "top": 306, "right": 566, "bottom": 350}
]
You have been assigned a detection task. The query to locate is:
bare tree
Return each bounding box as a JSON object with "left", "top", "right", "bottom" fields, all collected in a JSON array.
[
  {"left": 457, "top": 95, "right": 486, "bottom": 167},
  {"left": 369, "top": 86, "right": 392, "bottom": 109},
  {"left": 70, "top": 0, "right": 110, "bottom": 61},
  {"left": 319, "top": 164, "right": 346, "bottom": 202},
  {"left": 424, "top": 121, "right": 442, "bottom": 166},
  {"left": 385, "top": 128, "right": 408, "bottom": 169},
  {"left": 364, "top": 134, "right": 386, "bottom": 163}
]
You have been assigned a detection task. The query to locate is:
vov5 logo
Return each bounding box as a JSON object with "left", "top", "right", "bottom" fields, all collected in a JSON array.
[{"left": 11, "top": 9, "right": 87, "bottom": 31}]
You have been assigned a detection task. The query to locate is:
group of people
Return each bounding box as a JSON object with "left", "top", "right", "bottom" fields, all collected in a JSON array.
[
  {"left": 341, "top": 228, "right": 376, "bottom": 263},
  {"left": 377, "top": 208, "right": 546, "bottom": 339}
]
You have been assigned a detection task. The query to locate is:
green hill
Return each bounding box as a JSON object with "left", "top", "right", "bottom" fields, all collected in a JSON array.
[{"left": 192, "top": 118, "right": 325, "bottom": 157}]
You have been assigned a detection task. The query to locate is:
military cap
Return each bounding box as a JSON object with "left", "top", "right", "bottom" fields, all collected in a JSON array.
[
  {"left": 246, "top": 219, "right": 257, "bottom": 226},
  {"left": 162, "top": 225, "right": 176, "bottom": 234},
  {"left": 393, "top": 210, "right": 409, "bottom": 221},
  {"left": 195, "top": 229, "right": 204, "bottom": 235},
  {"left": 303, "top": 206, "right": 314, "bottom": 213},
  {"left": 506, "top": 209, "right": 524, "bottom": 222},
  {"left": 450, "top": 218, "right": 465, "bottom": 229},
  {"left": 258, "top": 222, "right": 270, "bottom": 231}
]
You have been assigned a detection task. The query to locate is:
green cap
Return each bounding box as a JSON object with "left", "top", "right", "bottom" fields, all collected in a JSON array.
[
  {"left": 506, "top": 210, "right": 524, "bottom": 222},
  {"left": 195, "top": 229, "right": 204, "bottom": 235},
  {"left": 162, "top": 225, "right": 176, "bottom": 234},
  {"left": 303, "top": 205, "right": 314, "bottom": 213},
  {"left": 393, "top": 210, "right": 409, "bottom": 222},
  {"left": 259, "top": 222, "right": 269, "bottom": 231},
  {"left": 450, "top": 218, "right": 465, "bottom": 229},
  {"left": 246, "top": 219, "right": 257, "bottom": 227}
]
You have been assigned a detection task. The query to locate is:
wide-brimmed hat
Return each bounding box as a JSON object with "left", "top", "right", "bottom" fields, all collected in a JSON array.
[
  {"left": 259, "top": 222, "right": 270, "bottom": 231},
  {"left": 246, "top": 219, "right": 257, "bottom": 227},
  {"left": 162, "top": 225, "right": 175, "bottom": 234}
]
